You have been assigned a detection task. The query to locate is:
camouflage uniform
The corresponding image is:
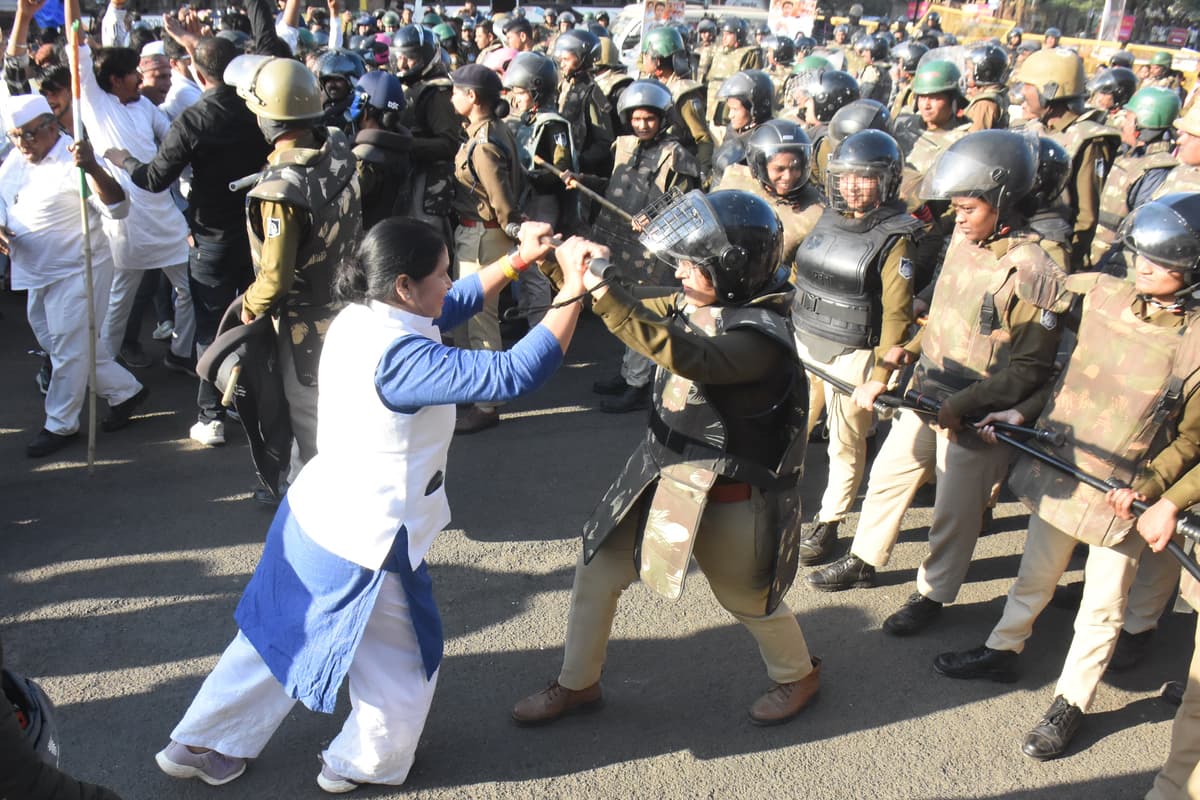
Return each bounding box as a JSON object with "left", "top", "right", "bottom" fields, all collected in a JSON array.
[
  {"left": 663, "top": 73, "right": 715, "bottom": 175},
  {"left": 556, "top": 284, "right": 816, "bottom": 692},
  {"left": 846, "top": 229, "right": 1065, "bottom": 604},
  {"left": 451, "top": 116, "right": 528, "bottom": 386},
  {"left": 808, "top": 124, "right": 833, "bottom": 198},
  {"left": 704, "top": 45, "right": 763, "bottom": 127},
  {"left": 559, "top": 72, "right": 616, "bottom": 176},
  {"left": 511, "top": 108, "right": 576, "bottom": 230},
  {"left": 964, "top": 86, "right": 1010, "bottom": 132},
  {"left": 791, "top": 203, "right": 922, "bottom": 527},
  {"left": 857, "top": 61, "right": 892, "bottom": 104},
  {"left": 890, "top": 81, "right": 915, "bottom": 120},
  {"left": 1152, "top": 163, "right": 1200, "bottom": 198},
  {"left": 983, "top": 273, "right": 1200, "bottom": 713},
  {"left": 594, "top": 69, "right": 634, "bottom": 135},
  {"left": 1033, "top": 111, "right": 1120, "bottom": 272},
  {"left": 1090, "top": 140, "right": 1178, "bottom": 267},
  {"left": 244, "top": 127, "right": 363, "bottom": 483}
]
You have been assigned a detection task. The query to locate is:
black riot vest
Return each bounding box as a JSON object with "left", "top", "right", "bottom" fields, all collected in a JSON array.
[{"left": 791, "top": 203, "right": 922, "bottom": 348}]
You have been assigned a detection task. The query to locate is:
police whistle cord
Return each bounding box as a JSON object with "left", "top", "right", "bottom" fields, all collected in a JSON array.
[
  {"left": 531, "top": 155, "right": 635, "bottom": 224},
  {"left": 502, "top": 254, "right": 616, "bottom": 321},
  {"left": 801, "top": 362, "right": 1064, "bottom": 445},
  {"left": 902, "top": 389, "right": 1200, "bottom": 580}
]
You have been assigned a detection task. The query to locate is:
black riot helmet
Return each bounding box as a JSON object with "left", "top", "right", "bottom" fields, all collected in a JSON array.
[
  {"left": 920, "top": 129, "right": 1037, "bottom": 215},
  {"left": 392, "top": 25, "right": 441, "bottom": 84},
  {"left": 697, "top": 17, "right": 718, "bottom": 37},
  {"left": 800, "top": 69, "right": 860, "bottom": 122},
  {"left": 1109, "top": 49, "right": 1135, "bottom": 69},
  {"left": 1044, "top": 26, "right": 1062, "bottom": 43},
  {"left": 1087, "top": 66, "right": 1138, "bottom": 108},
  {"left": 854, "top": 33, "right": 890, "bottom": 62},
  {"left": 553, "top": 28, "right": 601, "bottom": 73},
  {"left": 762, "top": 35, "right": 795, "bottom": 65},
  {"left": 1027, "top": 136, "right": 1071, "bottom": 209},
  {"left": 721, "top": 17, "right": 749, "bottom": 46},
  {"left": 746, "top": 119, "right": 812, "bottom": 200},
  {"left": 640, "top": 190, "right": 785, "bottom": 304},
  {"left": 965, "top": 43, "right": 1008, "bottom": 85},
  {"left": 825, "top": 129, "right": 903, "bottom": 214},
  {"left": 502, "top": 51, "right": 559, "bottom": 107},
  {"left": 717, "top": 70, "right": 775, "bottom": 126},
  {"left": 891, "top": 41, "right": 928, "bottom": 74},
  {"left": 828, "top": 98, "right": 891, "bottom": 145},
  {"left": 315, "top": 48, "right": 366, "bottom": 90},
  {"left": 1007, "top": 26, "right": 1023, "bottom": 46},
  {"left": 616, "top": 79, "right": 673, "bottom": 127},
  {"left": 3, "top": 668, "right": 60, "bottom": 767},
  {"left": 1118, "top": 193, "right": 1200, "bottom": 279},
  {"left": 793, "top": 35, "right": 816, "bottom": 56}
]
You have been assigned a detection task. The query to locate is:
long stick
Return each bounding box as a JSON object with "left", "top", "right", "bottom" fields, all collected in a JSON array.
[
  {"left": 902, "top": 389, "right": 1200, "bottom": 580},
  {"left": 66, "top": 17, "right": 97, "bottom": 474},
  {"left": 532, "top": 154, "right": 635, "bottom": 224},
  {"left": 802, "top": 361, "right": 1064, "bottom": 446}
]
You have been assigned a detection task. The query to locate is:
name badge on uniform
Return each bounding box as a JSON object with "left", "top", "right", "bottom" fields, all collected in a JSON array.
[
  {"left": 1041, "top": 310, "right": 1058, "bottom": 330},
  {"left": 266, "top": 217, "right": 281, "bottom": 238},
  {"left": 898, "top": 258, "right": 915, "bottom": 281}
]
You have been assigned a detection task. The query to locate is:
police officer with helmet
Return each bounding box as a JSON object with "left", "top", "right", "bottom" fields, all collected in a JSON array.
[
  {"left": 962, "top": 42, "right": 1010, "bottom": 131},
  {"left": 504, "top": 51, "right": 576, "bottom": 232},
  {"left": 791, "top": 129, "right": 923, "bottom": 566},
  {"left": 641, "top": 25, "right": 716, "bottom": 175},
  {"left": 936, "top": 192, "right": 1200, "bottom": 763},
  {"left": 1086, "top": 66, "right": 1139, "bottom": 124},
  {"left": 350, "top": 71, "right": 414, "bottom": 229},
  {"left": 554, "top": 28, "right": 616, "bottom": 177},
  {"left": 232, "top": 55, "right": 363, "bottom": 489},
  {"left": 514, "top": 189, "right": 821, "bottom": 728},
  {"left": 713, "top": 69, "right": 775, "bottom": 169},
  {"left": 705, "top": 18, "right": 764, "bottom": 128}
]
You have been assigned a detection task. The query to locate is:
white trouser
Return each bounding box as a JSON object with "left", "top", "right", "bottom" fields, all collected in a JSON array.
[
  {"left": 103, "top": 263, "right": 195, "bottom": 359},
  {"left": 171, "top": 573, "right": 438, "bottom": 786},
  {"left": 27, "top": 264, "right": 142, "bottom": 435}
]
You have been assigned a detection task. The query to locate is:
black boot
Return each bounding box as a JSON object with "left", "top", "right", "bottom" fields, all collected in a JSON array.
[
  {"left": 592, "top": 374, "right": 628, "bottom": 396},
  {"left": 934, "top": 645, "right": 1019, "bottom": 682},
  {"left": 1106, "top": 629, "right": 1154, "bottom": 673},
  {"left": 805, "top": 554, "right": 876, "bottom": 592},
  {"left": 1021, "top": 695, "right": 1082, "bottom": 761},
  {"left": 882, "top": 592, "right": 943, "bottom": 636},
  {"left": 600, "top": 384, "right": 649, "bottom": 414},
  {"left": 798, "top": 520, "right": 839, "bottom": 566}
]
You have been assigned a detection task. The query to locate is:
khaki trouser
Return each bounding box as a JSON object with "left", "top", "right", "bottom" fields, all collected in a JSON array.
[
  {"left": 985, "top": 514, "right": 1144, "bottom": 710},
  {"left": 1126, "top": 546, "right": 1183, "bottom": 635},
  {"left": 452, "top": 224, "right": 511, "bottom": 412},
  {"left": 796, "top": 340, "right": 875, "bottom": 524},
  {"left": 558, "top": 489, "right": 814, "bottom": 689},
  {"left": 277, "top": 321, "right": 318, "bottom": 486},
  {"left": 1146, "top": 619, "right": 1200, "bottom": 800},
  {"left": 849, "top": 409, "right": 1011, "bottom": 604}
]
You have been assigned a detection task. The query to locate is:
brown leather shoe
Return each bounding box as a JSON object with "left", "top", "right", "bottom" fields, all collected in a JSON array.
[
  {"left": 749, "top": 658, "right": 821, "bottom": 726},
  {"left": 455, "top": 405, "right": 499, "bottom": 435},
  {"left": 511, "top": 680, "right": 603, "bottom": 726}
]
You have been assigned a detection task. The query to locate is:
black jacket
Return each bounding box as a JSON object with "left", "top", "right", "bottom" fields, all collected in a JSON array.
[{"left": 127, "top": 85, "right": 271, "bottom": 241}]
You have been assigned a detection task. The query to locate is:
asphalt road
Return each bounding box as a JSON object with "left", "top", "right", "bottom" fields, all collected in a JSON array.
[{"left": 0, "top": 286, "right": 1193, "bottom": 800}]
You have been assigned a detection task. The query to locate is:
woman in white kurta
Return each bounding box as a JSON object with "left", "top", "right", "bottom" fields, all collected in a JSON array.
[{"left": 156, "top": 218, "right": 587, "bottom": 793}]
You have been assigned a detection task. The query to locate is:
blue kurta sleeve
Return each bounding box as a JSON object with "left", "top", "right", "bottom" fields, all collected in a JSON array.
[
  {"left": 375, "top": 325, "right": 563, "bottom": 413},
  {"left": 434, "top": 273, "right": 485, "bottom": 332}
]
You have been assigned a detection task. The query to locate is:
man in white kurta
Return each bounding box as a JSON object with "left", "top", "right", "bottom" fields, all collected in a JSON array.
[
  {"left": 77, "top": 42, "right": 194, "bottom": 369},
  {"left": 0, "top": 95, "right": 143, "bottom": 458}
]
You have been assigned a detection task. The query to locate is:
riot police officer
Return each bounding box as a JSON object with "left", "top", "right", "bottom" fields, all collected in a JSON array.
[
  {"left": 594, "top": 37, "right": 634, "bottom": 135},
  {"left": 713, "top": 69, "right": 775, "bottom": 170},
  {"left": 504, "top": 51, "right": 575, "bottom": 231},
  {"left": 962, "top": 42, "right": 1010, "bottom": 131},
  {"left": 641, "top": 26, "right": 716, "bottom": 175},
  {"left": 234, "top": 56, "right": 363, "bottom": 487},
  {"left": 713, "top": 118, "right": 822, "bottom": 265},
  {"left": 1091, "top": 86, "right": 1181, "bottom": 269},
  {"left": 807, "top": 132, "right": 1064, "bottom": 641},
  {"left": 791, "top": 129, "right": 923, "bottom": 564},
  {"left": 705, "top": 18, "right": 763, "bottom": 128},
  {"left": 1086, "top": 66, "right": 1139, "bottom": 125},
  {"left": 554, "top": 28, "right": 616, "bottom": 176},
  {"left": 350, "top": 71, "right": 413, "bottom": 229},
  {"left": 790, "top": 69, "right": 860, "bottom": 192},
  {"left": 853, "top": 34, "right": 891, "bottom": 104},
  {"left": 393, "top": 24, "right": 464, "bottom": 238},
  {"left": 314, "top": 48, "right": 367, "bottom": 136},
  {"left": 761, "top": 35, "right": 796, "bottom": 108},
  {"left": 568, "top": 79, "right": 701, "bottom": 413},
  {"left": 513, "top": 190, "right": 820, "bottom": 727},
  {"left": 888, "top": 41, "right": 928, "bottom": 119},
  {"left": 1017, "top": 48, "right": 1120, "bottom": 272}
]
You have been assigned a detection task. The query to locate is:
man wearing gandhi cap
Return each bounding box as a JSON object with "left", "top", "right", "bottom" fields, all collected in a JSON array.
[{"left": 0, "top": 94, "right": 145, "bottom": 458}]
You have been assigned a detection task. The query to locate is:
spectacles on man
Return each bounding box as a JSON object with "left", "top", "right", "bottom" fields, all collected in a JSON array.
[{"left": 8, "top": 118, "right": 55, "bottom": 144}]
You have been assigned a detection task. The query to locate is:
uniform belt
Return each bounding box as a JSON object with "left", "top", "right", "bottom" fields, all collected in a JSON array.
[
  {"left": 708, "top": 482, "right": 752, "bottom": 503},
  {"left": 459, "top": 218, "right": 501, "bottom": 228}
]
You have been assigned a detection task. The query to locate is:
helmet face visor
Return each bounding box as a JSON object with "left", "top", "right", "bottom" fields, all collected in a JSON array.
[
  {"left": 224, "top": 54, "right": 273, "bottom": 97},
  {"left": 639, "top": 190, "right": 733, "bottom": 271},
  {"left": 1119, "top": 203, "right": 1200, "bottom": 272}
]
